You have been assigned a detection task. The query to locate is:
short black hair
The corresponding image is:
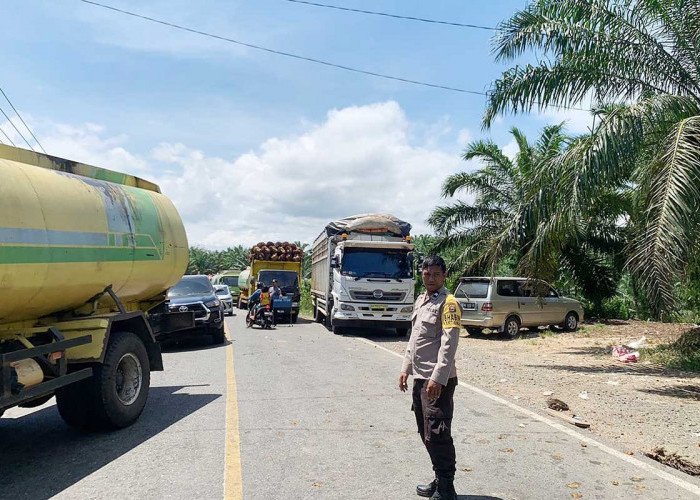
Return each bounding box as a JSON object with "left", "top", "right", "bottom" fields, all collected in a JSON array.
[{"left": 422, "top": 255, "right": 446, "bottom": 273}]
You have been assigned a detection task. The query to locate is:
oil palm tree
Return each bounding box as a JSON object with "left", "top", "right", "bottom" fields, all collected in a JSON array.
[
  {"left": 430, "top": 124, "right": 627, "bottom": 309},
  {"left": 429, "top": 124, "right": 569, "bottom": 275},
  {"left": 484, "top": 0, "right": 700, "bottom": 315}
]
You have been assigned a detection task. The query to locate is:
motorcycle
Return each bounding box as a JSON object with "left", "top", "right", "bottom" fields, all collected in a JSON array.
[{"left": 246, "top": 304, "right": 274, "bottom": 329}]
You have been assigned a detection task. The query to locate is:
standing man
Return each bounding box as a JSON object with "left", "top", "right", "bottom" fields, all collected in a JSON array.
[
  {"left": 399, "top": 255, "right": 461, "bottom": 500},
  {"left": 268, "top": 279, "right": 282, "bottom": 299}
]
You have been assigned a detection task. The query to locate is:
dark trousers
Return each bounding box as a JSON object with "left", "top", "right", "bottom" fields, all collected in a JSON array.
[{"left": 412, "top": 377, "right": 457, "bottom": 477}]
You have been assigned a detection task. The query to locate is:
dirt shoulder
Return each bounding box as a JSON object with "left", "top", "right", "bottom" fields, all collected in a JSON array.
[{"left": 378, "top": 319, "right": 700, "bottom": 468}]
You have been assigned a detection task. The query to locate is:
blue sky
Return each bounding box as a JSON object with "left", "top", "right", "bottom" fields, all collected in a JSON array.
[{"left": 1, "top": 1, "right": 591, "bottom": 247}]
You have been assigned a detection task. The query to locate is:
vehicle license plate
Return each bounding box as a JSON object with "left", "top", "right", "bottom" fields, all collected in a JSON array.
[
  {"left": 463, "top": 303, "right": 476, "bottom": 310},
  {"left": 370, "top": 305, "right": 386, "bottom": 311}
]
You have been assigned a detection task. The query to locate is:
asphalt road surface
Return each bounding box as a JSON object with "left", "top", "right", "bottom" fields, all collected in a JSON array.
[{"left": 1, "top": 314, "right": 699, "bottom": 499}]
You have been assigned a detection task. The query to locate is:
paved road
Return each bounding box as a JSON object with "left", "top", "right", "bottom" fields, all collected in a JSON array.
[{"left": 1, "top": 314, "right": 699, "bottom": 499}]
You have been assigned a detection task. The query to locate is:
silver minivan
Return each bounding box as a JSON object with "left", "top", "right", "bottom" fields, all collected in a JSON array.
[{"left": 454, "top": 277, "right": 584, "bottom": 338}]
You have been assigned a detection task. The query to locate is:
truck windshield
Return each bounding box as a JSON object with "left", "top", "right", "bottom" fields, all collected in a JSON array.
[
  {"left": 258, "top": 271, "right": 299, "bottom": 293},
  {"left": 169, "top": 278, "right": 214, "bottom": 297},
  {"left": 341, "top": 248, "right": 412, "bottom": 279},
  {"left": 221, "top": 276, "right": 239, "bottom": 288}
]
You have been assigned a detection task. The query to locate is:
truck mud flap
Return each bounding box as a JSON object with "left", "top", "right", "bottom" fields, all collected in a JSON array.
[{"left": 1, "top": 329, "right": 93, "bottom": 410}]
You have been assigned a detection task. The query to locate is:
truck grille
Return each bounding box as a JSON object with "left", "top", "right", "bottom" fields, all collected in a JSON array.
[{"left": 349, "top": 290, "right": 406, "bottom": 302}]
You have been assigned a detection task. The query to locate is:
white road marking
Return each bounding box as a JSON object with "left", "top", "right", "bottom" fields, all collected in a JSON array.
[{"left": 355, "top": 336, "right": 700, "bottom": 497}]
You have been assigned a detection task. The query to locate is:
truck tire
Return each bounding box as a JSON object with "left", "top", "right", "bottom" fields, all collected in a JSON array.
[
  {"left": 56, "top": 332, "right": 150, "bottom": 430},
  {"left": 314, "top": 305, "right": 323, "bottom": 323},
  {"left": 291, "top": 312, "right": 298, "bottom": 324},
  {"left": 211, "top": 323, "right": 226, "bottom": 344}
]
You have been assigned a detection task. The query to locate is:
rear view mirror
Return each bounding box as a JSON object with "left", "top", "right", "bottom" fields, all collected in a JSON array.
[{"left": 330, "top": 257, "right": 339, "bottom": 268}]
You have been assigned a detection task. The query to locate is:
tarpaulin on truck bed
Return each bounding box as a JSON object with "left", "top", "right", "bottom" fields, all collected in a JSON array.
[{"left": 324, "top": 214, "right": 411, "bottom": 237}]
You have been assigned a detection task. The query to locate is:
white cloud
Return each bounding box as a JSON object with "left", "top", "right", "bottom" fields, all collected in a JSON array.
[
  {"left": 502, "top": 139, "right": 519, "bottom": 161},
  {"left": 21, "top": 102, "right": 466, "bottom": 249}
]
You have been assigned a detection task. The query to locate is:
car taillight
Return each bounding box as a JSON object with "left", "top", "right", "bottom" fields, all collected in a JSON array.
[
  {"left": 265, "top": 305, "right": 270, "bottom": 310},
  {"left": 481, "top": 302, "right": 493, "bottom": 312}
]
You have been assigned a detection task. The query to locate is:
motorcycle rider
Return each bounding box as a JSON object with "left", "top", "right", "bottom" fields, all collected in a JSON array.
[{"left": 248, "top": 282, "right": 271, "bottom": 323}]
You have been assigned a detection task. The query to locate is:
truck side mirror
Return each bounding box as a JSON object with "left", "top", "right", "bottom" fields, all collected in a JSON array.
[
  {"left": 330, "top": 257, "right": 339, "bottom": 269},
  {"left": 407, "top": 252, "right": 415, "bottom": 266}
]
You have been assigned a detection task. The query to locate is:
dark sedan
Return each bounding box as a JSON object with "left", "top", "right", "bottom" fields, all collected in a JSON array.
[{"left": 166, "top": 275, "right": 225, "bottom": 344}]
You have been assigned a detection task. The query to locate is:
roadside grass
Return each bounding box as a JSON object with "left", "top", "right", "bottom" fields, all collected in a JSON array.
[{"left": 643, "top": 328, "right": 700, "bottom": 373}]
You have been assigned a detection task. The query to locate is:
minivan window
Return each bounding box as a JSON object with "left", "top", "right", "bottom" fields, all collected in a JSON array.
[
  {"left": 455, "top": 280, "right": 489, "bottom": 298},
  {"left": 496, "top": 280, "right": 523, "bottom": 297}
]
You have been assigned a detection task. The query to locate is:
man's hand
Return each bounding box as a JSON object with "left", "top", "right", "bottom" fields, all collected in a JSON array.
[
  {"left": 398, "top": 373, "right": 409, "bottom": 392},
  {"left": 427, "top": 380, "right": 443, "bottom": 400}
]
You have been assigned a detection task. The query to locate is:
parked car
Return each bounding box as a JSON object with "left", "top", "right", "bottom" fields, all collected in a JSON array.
[
  {"left": 214, "top": 284, "right": 234, "bottom": 316},
  {"left": 167, "top": 275, "right": 225, "bottom": 343},
  {"left": 454, "top": 277, "right": 584, "bottom": 338}
]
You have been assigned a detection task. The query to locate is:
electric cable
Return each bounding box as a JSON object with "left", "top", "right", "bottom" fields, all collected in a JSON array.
[
  {"left": 77, "top": 0, "right": 589, "bottom": 112},
  {"left": 284, "top": 0, "right": 497, "bottom": 31},
  {"left": 0, "top": 105, "right": 31, "bottom": 150},
  {"left": 0, "top": 86, "right": 47, "bottom": 153}
]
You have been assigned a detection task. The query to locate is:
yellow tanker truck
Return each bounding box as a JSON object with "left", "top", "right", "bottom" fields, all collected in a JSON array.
[{"left": 0, "top": 144, "right": 192, "bottom": 429}]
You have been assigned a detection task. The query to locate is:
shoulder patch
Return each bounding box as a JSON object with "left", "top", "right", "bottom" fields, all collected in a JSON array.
[{"left": 442, "top": 294, "right": 461, "bottom": 329}]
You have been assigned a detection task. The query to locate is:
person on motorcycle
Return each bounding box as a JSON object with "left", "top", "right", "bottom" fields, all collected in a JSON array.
[{"left": 248, "top": 282, "right": 271, "bottom": 322}]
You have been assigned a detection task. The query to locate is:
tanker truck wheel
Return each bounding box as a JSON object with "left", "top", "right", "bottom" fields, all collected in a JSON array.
[{"left": 57, "top": 332, "right": 150, "bottom": 430}]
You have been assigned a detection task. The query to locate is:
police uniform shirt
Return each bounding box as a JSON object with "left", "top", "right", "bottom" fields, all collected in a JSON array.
[{"left": 400, "top": 286, "right": 462, "bottom": 386}]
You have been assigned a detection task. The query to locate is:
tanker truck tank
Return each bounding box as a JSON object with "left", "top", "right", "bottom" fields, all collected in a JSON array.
[{"left": 0, "top": 144, "right": 193, "bottom": 430}]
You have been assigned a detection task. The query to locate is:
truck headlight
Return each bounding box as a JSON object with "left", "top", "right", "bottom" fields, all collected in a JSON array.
[
  {"left": 205, "top": 299, "right": 220, "bottom": 308},
  {"left": 401, "top": 306, "right": 413, "bottom": 313},
  {"left": 341, "top": 304, "right": 355, "bottom": 311},
  {"left": 292, "top": 302, "right": 299, "bottom": 307}
]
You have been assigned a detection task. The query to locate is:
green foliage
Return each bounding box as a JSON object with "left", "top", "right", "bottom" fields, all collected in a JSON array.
[
  {"left": 186, "top": 245, "right": 249, "bottom": 275},
  {"left": 486, "top": 0, "right": 700, "bottom": 316},
  {"left": 430, "top": 125, "right": 623, "bottom": 307},
  {"left": 299, "top": 279, "right": 313, "bottom": 317},
  {"left": 644, "top": 329, "right": 700, "bottom": 373}
]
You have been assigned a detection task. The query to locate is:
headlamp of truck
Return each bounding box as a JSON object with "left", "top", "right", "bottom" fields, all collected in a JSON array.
[
  {"left": 340, "top": 304, "right": 355, "bottom": 311},
  {"left": 205, "top": 299, "right": 221, "bottom": 308},
  {"left": 401, "top": 306, "right": 413, "bottom": 313}
]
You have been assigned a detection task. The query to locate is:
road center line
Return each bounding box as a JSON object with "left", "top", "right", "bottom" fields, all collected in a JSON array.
[
  {"left": 224, "top": 321, "right": 243, "bottom": 500},
  {"left": 354, "top": 336, "right": 700, "bottom": 497}
]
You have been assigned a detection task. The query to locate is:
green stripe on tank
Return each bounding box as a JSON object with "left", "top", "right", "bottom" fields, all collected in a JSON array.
[{"left": 0, "top": 246, "right": 161, "bottom": 264}]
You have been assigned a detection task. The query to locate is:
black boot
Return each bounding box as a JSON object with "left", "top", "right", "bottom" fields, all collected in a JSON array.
[
  {"left": 429, "top": 476, "right": 456, "bottom": 500},
  {"left": 416, "top": 477, "right": 437, "bottom": 497}
]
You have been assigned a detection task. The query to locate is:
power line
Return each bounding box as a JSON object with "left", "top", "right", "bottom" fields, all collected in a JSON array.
[
  {"left": 284, "top": 0, "right": 497, "bottom": 31},
  {"left": 0, "top": 109, "right": 18, "bottom": 147},
  {"left": 78, "top": 0, "right": 485, "bottom": 96},
  {"left": 0, "top": 86, "right": 47, "bottom": 154},
  {"left": 0, "top": 105, "right": 33, "bottom": 151},
  {"left": 77, "top": 1, "right": 589, "bottom": 113}
]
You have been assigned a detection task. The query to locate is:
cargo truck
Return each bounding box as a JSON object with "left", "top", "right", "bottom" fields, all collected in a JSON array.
[
  {"left": 311, "top": 214, "right": 415, "bottom": 335},
  {"left": 0, "top": 144, "right": 192, "bottom": 429},
  {"left": 237, "top": 260, "right": 302, "bottom": 322}
]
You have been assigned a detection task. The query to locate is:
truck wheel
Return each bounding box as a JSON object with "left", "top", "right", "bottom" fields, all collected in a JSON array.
[
  {"left": 211, "top": 323, "right": 226, "bottom": 344},
  {"left": 396, "top": 328, "right": 410, "bottom": 337},
  {"left": 314, "top": 305, "right": 323, "bottom": 323},
  {"left": 292, "top": 312, "right": 298, "bottom": 324},
  {"left": 57, "top": 332, "right": 150, "bottom": 430},
  {"left": 332, "top": 324, "right": 344, "bottom": 335}
]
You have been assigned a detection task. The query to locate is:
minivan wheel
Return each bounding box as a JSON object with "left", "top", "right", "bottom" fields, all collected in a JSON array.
[
  {"left": 564, "top": 312, "right": 579, "bottom": 332},
  {"left": 503, "top": 316, "right": 521, "bottom": 339}
]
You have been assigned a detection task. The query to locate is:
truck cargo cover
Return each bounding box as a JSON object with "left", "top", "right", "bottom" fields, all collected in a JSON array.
[{"left": 324, "top": 214, "right": 411, "bottom": 237}]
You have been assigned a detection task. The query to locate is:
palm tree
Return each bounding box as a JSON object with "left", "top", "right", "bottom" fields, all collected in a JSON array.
[
  {"left": 430, "top": 124, "right": 626, "bottom": 311},
  {"left": 429, "top": 124, "right": 568, "bottom": 275},
  {"left": 484, "top": 0, "right": 700, "bottom": 315}
]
